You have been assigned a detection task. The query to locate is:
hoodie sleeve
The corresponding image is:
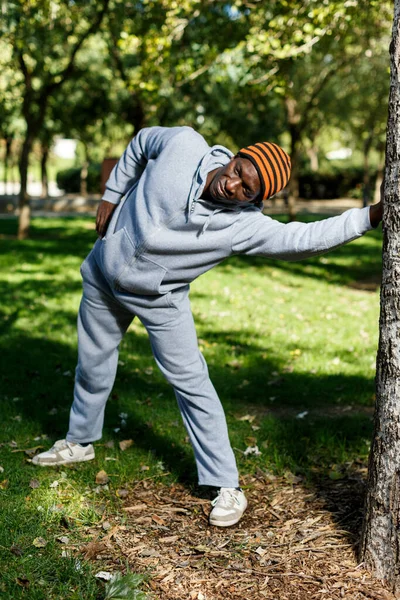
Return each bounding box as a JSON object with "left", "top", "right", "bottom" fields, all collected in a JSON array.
[
  {"left": 231, "top": 207, "right": 373, "bottom": 260},
  {"left": 102, "top": 126, "right": 189, "bottom": 205}
]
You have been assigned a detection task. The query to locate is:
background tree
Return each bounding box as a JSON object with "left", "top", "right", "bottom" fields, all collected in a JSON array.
[
  {"left": 360, "top": 1, "right": 400, "bottom": 592},
  {"left": 1, "top": 0, "right": 110, "bottom": 239}
]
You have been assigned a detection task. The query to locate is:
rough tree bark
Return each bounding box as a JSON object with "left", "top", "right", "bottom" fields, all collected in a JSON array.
[{"left": 360, "top": 2, "right": 400, "bottom": 593}]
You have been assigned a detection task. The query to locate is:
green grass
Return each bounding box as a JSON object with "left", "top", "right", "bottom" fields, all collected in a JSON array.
[{"left": 0, "top": 214, "right": 382, "bottom": 598}]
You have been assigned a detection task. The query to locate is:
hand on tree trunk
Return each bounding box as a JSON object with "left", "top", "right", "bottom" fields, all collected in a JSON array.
[
  {"left": 369, "top": 200, "right": 383, "bottom": 228},
  {"left": 96, "top": 200, "right": 117, "bottom": 238}
]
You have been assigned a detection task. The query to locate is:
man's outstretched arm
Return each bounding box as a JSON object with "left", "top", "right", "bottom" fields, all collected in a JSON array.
[{"left": 232, "top": 202, "right": 382, "bottom": 261}]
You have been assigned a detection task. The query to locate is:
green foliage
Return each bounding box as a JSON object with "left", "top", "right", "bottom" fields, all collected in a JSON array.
[
  {"left": 56, "top": 164, "right": 101, "bottom": 194},
  {"left": 299, "top": 167, "right": 375, "bottom": 199},
  {"left": 104, "top": 573, "right": 149, "bottom": 600}
]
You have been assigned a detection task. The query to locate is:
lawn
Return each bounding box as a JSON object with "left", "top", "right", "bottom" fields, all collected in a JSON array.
[{"left": 0, "top": 214, "right": 385, "bottom": 599}]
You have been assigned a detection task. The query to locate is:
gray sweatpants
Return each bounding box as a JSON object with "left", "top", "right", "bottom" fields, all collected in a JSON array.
[{"left": 66, "top": 252, "right": 239, "bottom": 488}]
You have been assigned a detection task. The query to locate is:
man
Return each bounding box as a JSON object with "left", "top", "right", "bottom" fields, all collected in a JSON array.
[{"left": 33, "top": 126, "right": 383, "bottom": 527}]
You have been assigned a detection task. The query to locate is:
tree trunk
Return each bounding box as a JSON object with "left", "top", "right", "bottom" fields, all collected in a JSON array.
[
  {"left": 285, "top": 97, "right": 301, "bottom": 221},
  {"left": 40, "top": 142, "right": 49, "bottom": 199},
  {"left": 360, "top": 2, "right": 400, "bottom": 592},
  {"left": 4, "top": 136, "right": 12, "bottom": 194},
  {"left": 80, "top": 142, "right": 89, "bottom": 197},
  {"left": 306, "top": 144, "right": 319, "bottom": 172},
  {"left": 18, "top": 133, "right": 34, "bottom": 240}
]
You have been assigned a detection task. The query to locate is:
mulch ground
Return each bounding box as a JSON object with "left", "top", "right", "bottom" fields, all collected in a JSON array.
[{"left": 79, "top": 467, "right": 395, "bottom": 600}]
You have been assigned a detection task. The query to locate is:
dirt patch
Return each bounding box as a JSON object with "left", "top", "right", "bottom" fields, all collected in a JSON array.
[{"left": 81, "top": 469, "right": 394, "bottom": 600}]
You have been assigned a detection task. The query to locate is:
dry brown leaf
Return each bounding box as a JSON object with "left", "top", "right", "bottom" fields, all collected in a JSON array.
[
  {"left": 159, "top": 535, "right": 179, "bottom": 543},
  {"left": 151, "top": 514, "right": 166, "bottom": 526},
  {"left": 81, "top": 541, "right": 107, "bottom": 559},
  {"left": 16, "top": 577, "right": 30, "bottom": 588},
  {"left": 29, "top": 479, "right": 40, "bottom": 489},
  {"left": 95, "top": 470, "right": 109, "bottom": 485},
  {"left": 123, "top": 504, "right": 147, "bottom": 512},
  {"left": 10, "top": 544, "right": 23, "bottom": 556},
  {"left": 0, "top": 479, "right": 9, "bottom": 489},
  {"left": 116, "top": 488, "right": 129, "bottom": 498},
  {"left": 119, "top": 439, "right": 133, "bottom": 451},
  {"left": 32, "top": 537, "right": 47, "bottom": 548}
]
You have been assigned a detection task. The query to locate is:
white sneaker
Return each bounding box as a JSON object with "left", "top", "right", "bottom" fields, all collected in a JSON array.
[
  {"left": 209, "top": 487, "right": 247, "bottom": 527},
  {"left": 32, "top": 439, "right": 95, "bottom": 466}
]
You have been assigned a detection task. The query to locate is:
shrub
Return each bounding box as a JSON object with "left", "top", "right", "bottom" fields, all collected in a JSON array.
[
  {"left": 299, "top": 167, "right": 376, "bottom": 200},
  {"left": 56, "top": 164, "right": 101, "bottom": 193}
]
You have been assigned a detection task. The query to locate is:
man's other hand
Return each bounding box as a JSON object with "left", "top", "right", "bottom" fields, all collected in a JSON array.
[
  {"left": 369, "top": 200, "right": 383, "bottom": 229},
  {"left": 96, "top": 200, "right": 116, "bottom": 238}
]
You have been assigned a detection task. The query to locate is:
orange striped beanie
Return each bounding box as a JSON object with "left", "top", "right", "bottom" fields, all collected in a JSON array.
[{"left": 237, "top": 142, "right": 291, "bottom": 201}]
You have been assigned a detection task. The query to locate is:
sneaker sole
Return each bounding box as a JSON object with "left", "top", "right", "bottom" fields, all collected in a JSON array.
[
  {"left": 209, "top": 506, "right": 247, "bottom": 527},
  {"left": 32, "top": 454, "right": 95, "bottom": 467},
  {"left": 209, "top": 514, "right": 245, "bottom": 527}
]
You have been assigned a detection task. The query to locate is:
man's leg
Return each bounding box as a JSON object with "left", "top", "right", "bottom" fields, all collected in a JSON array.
[
  {"left": 33, "top": 258, "right": 133, "bottom": 466},
  {"left": 66, "top": 275, "right": 133, "bottom": 444},
  {"left": 133, "top": 289, "right": 239, "bottom": 489}
]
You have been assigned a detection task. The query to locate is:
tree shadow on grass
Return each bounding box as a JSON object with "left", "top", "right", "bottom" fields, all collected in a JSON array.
[{"left": 0, "top": 316, "right": 375, "bottom": 482}]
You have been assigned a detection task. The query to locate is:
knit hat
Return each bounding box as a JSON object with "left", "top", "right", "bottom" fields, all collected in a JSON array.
[{"left": 237, "top": 142, "right": 291, "bottom": 201}]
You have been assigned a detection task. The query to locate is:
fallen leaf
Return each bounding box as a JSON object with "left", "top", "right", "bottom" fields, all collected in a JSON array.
[
  {"left": 296, "top": 411, "right": 309, "bottom": 419},
  {"left": 0, "top": 479, "right": 9, "bottom": 489},
  {"left": 116, "top": 488, "right": 129, "bottom": 498},
  {"left": 151, "top": 514, "right": 166, "bottom": 526},
  {"left": 123, "top": 504, "right": 147, "bottom": 512},
  {"left": 159, "top": 535, "right": 179, "bottom": 543},
  {"left": 95, "top": 470, "right": 109, "bottom": 485},
  {"left": 140, "top": 465, "right": 150, "bottom": 471},
  {"left": 10, "top": 446, "right": 43, "bottom": 456},
  {"left": 56, "top": 536, "right": 69, "bottom": 544},
  {"left": 49, "top": 480, "right": 59, "bottom": 488},
  {"left": 16, "top": 577, "right": 30, "bottom": 588},
  {"left": 82, "top": 541, "right": 107, "bottom": 559},
  {"left": 95, "top": 571, "right": 113, "bottom": 581},
  {"left": 102, "top": 521, "right": 112, "bottom": 531},
  {"left": 119, "top": 439, "right": 133, "bottom": 451},
  {"left": 244, "top": 445, "right": 262, "bottom": 456},
  {"left": 8, "top": 441, "right": 18, "bottom": 448},
  {"left": 194, "top": 544, "right": 210, "bottom": 554},
  {"left": 32, "top": 537, "right": 47, "bottom": 548},
  {"left": 29, "top": 479, "right": 40, "bottom": 489},
  {"left": 24, "top": 446, "right": 43, "bottom": 457},
  {"left": 238, "top": 414, "right": 256, "bottom": 423},
  {"left": 10, "top": 544, "right": 23, "bottom": 556}
]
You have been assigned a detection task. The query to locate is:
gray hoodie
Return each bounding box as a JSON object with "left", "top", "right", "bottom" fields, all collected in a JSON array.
[{"left": 94, "top": 126, "right": 373, "bottom": 296}]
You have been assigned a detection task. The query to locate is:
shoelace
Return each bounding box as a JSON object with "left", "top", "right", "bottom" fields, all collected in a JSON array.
[
  {"left": 52, "top": 440, "right": 74, "bottom": 456},
  {"left": 211, "top": 489, "right": 240, "bottom": 508}
]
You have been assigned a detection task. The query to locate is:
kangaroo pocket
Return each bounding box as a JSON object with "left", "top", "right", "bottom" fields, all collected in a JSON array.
[
  {"left": 98, "top": 227, "right": 168, "bottom": 295},
  {"left": 117, "top": 254, "right": 168, "bottom": 295}
]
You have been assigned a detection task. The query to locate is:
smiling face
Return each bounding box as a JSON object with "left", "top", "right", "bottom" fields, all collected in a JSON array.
[{"left": 203, "top": 156, "right": 261, "bottom": 205}]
